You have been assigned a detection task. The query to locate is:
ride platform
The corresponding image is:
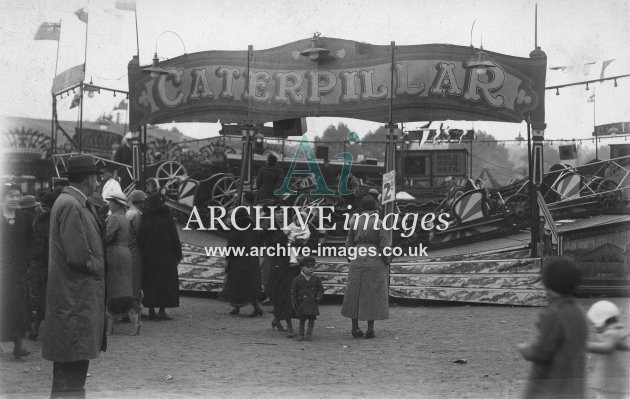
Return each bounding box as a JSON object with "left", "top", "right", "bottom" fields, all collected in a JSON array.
[{"left": 176, "top": 226, "right": 547, "bottom": 306}]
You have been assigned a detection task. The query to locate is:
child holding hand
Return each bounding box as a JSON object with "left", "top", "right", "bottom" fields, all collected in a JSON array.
[
  {"left": 586, "top": 300, "right": 630, "bottom": 399},
  {"left": 291, "top": 256, "right": 324, "bottom": 341}
]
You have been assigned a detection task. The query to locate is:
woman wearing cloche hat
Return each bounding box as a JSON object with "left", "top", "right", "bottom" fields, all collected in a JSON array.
[{"left": 104, "top": 191, "right": 135, "bottom": 334}]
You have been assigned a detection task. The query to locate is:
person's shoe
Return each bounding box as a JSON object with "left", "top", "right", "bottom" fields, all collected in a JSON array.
[
  {"left": 229, "top": 307, "right": 240, "bottom": 315},
  {"left": 13, "top": 347, "right": 30, "bottom": 360},
  {"left": 297, "top": 334, "right": 305, "bottom": 341},
  {"left": 157, "top": 312, "right": 173, "bottom": 320},
  {"left": 248, "top": 308, "right": 263, "bottom": 317},
  {"left": 351, "top": 328, "right": 364, "bottom": 338},
  {"left": 364, "top": 330, "right": 375, "bottom": 339},
  {"left": 286, "top": 330, "right": 296, "bottom": 338},
  {"left": 261, "top": 298, "right": 272, "bottom": 305}
]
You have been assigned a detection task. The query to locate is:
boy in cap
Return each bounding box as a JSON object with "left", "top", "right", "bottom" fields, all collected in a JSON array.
[
  {"left": 586, "top": 300, "right": 629, "bottom": 399},
  {"left": 291, "top": 256, "right": 324, "bottom": 341},
  {"left": 517, "top": 257, "right": 588, "bottom": 399}
]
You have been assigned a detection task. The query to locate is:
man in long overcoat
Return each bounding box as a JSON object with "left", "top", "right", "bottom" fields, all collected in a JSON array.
[{"left": 43, "top": 154, "right": 106, "bottom": 397}]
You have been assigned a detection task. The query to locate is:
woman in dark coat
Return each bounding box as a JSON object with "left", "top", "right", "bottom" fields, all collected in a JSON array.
[
  {"left": 138, "top": 194, "right": 182, "bottom": 320},
  {"left": 0, "top": 183, "right": 33, "bottom": 359},
  {"left": 267, "top": 209, "right": 298, "bottom": 337},
  {"left": 222, "top": 208, "right": 263, "bottom": 316}
]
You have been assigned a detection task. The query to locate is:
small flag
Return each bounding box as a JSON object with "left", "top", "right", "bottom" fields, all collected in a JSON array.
[
  {"left": 69, "top": 93, "right": 81, "bottom": 109},
  {"left": 113, "top": 99, "right": 128, "bottom": 111},
  {"left": 34, "top": 22, "right": 60, "bottom": 40},
  {"left": 600, "top": 59, "right": 615, "bottom": 80},
  {"left": 115, "top": 0, "right": 136, "bottom": 11},
  {"left": 75, "top": 8, "right": 88, "bottom": 23},
  {"left": 587, "top": 94, "right": 595, "bottom": 103}
]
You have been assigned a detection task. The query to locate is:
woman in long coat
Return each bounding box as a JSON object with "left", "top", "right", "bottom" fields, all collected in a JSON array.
[
  {"left": 267, "top": 209, "right": 298, "bottom": 337},
  {"left": 103, "top": 192, "right": 134, "bottom": 333},
  {"left": 341, "top": 195, "right": 390, "bottom": 339},
  {"left": 0, "top": 183, "right": 33, "bottom": 359},
  {"left": 138, "top": 194, "right": 182, "bottom": 320},
  {"left": 222, "top": 208, "right": 263, "bottom": 316}
]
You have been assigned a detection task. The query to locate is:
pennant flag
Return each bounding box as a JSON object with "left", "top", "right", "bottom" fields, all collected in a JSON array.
[
  {"left": 113, "top": 99, "right": 128, "bottom": 111},
  {"left": 600, "top": 59, "right": 615, "bottom": 79},
  {"left": 69, "top": 93, "right": 81, "bottom": 109},
  {"left": 587, "top": 94, "right": 595, "bottom": 103},
  {"left": 419, "top": 121, "right": 432, "bottom": 129},
  {"left": 34, "top": 22, "right": 60, "bottom": 40},
  {"left": 115, "top": 0, "right": 136, "bottom": 11},
  {"left": 75, "top": 8, "right": 88, "bottom": 23}
]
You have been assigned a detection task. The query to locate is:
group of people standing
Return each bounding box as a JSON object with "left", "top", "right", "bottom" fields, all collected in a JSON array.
[{"left": 0, "top": 154, "right": 183, "bottom": 397}]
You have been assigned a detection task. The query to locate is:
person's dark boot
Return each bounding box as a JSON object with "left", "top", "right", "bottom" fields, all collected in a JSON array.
[
  {"left": 297, "top": 320, "right": 306, "bottom": 341},
  {"left": 305, "top": 320, "right": 315, "bottom": 341},
  {"left": 286, "top": 319, "right": 295, "bottom": 338}
]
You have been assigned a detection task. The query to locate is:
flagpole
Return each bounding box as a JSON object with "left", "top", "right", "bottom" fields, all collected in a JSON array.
[
  {"left": 134, "top": 6, "right": 140, "bottom": 58},
  {"left": 79, "top": 0, "right": 90, "bottom": 154},
  {"left": 593, "top": 90, "right": 598, "bottom": 159},
  {"left": 54, "top": 19, "right": 61, "bottom": 76}
]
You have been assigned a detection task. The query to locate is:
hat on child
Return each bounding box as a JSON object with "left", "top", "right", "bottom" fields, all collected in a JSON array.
[
  {"left": 587, "top": 300, "right": 620, "bottom": 328},
  {"left": 299, "top": 256, "right": 316, "bottom": 267},
  {"left": 541, "top": 257, "right": 581, "bottom": 295}
]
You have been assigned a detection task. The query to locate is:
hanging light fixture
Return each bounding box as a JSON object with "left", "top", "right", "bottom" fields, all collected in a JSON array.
[
  {"left": 556, "top": 88, "right": 559, "bottom": 95},
  {"left": 585, "top": 82, "right": 589, "bottom": 91},
  {"left": 614, "top": 79, "right": 618, "bottom": 87},
  {"left": 84, "top": 78, "right": 99, "bottom": 98},
  {"left": 142, "top": 52, "right": 170, "bottom": 78},
  {"left": 300, "top": 32, "right": 330, "bottom": 62}
]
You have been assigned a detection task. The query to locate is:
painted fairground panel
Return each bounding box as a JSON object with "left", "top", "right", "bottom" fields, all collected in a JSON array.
[
  {"left": 560, "top": 219, "right": 630, "bottom": 295},
  {"left": 127, "top": 38, "right": 546, "bottom": 129}
]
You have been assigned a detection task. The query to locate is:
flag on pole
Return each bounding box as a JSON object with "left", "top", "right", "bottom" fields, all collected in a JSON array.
[
  {"left": 69, "top": 93, "right": 81, "bottom": 109},
  {"left": 113, "top": 99, "right": 128, "bottom": 110},
  {"left": 587, "top": 94, "right": 595, "bottom": 103},
  {"left": 115, "top": 0, "right": 136, "bottom": 11},
  {"left": 75, "top": 8, "right": 88, "bottom": 23},
  {"left": 34, "top": 22, "right": 60, "bottom": 40},
  {"left": 600, "top": 59, "right": 615, "bottom": 79}
]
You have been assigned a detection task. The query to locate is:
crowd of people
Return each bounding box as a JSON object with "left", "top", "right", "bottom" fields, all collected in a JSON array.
[
  {"left": 0, "top": 154, "right": 182, "bottom": 396},
  {"left": 1, "top": 152, "right": 629, "bottom": 398}
]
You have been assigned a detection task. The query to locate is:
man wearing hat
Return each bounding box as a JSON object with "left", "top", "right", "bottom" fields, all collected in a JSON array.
[{"left": 43, "top": 154, "right": 106, "bottom": 397}]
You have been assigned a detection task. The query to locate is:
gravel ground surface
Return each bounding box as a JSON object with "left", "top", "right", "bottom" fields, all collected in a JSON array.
[{"left": 1, "top": 295, "right": 628, "bottom": 399}]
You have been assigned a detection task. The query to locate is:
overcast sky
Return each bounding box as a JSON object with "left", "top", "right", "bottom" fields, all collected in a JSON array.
[{"left": 1, "top": 0, "right": 629, "bottom": 143}]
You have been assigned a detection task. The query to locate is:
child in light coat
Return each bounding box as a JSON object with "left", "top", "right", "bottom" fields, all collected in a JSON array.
[
  {"left": 586, "top": 300, "right": 630, "bottom": 399},
  {"left": 291, "top": 257, "right": 324, "bottom": 341}
]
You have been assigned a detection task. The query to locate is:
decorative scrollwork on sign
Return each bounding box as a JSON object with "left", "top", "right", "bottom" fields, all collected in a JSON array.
[{"left": 1, "top": 128, "right": 52, "bottom": 159}]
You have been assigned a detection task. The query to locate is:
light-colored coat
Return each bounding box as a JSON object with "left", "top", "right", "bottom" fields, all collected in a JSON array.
[
  {"left": 587, "top": 322, "right": 630, "bottom": 397},
  {"left": 341, "top": 212, "right": 390, "bottom": 321},
  {"left": 43, "top": 187, "right": 106, "bottom": 362}
]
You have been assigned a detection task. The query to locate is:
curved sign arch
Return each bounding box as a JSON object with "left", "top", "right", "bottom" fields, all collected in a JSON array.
[{"left": 128, "top": 37, "right": 546, "bottom": 131}]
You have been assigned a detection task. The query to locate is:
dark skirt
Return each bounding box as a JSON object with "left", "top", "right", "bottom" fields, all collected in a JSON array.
[
  {"left": 269, "top": 262, "right": 299, "bottom": 320},
  {"left": 0, "top": 279, "right": 30, "bottom": 342},
  {"left": 223, "top": 257, "right": 261, "bottom": 305}
]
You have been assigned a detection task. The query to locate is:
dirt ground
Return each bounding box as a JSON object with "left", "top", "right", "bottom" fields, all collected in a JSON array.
[{"left": 1, "top": 296, "right": 628, "bottom": 399}]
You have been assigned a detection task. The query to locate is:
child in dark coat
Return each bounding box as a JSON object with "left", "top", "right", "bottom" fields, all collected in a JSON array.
[
  {"left": 517, "top": 257, "right": 588, "bottom": 399},
  {"left": 291, "top": 257, "right": 324, "bottom": 341}
]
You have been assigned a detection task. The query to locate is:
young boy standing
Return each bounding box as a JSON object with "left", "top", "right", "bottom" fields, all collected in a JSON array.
[
  {"left": 291, "top": 257, "right": 324, "bottom": 341},
  {"left": 517, "top": 257, "right": 588, "bottom": 399}
]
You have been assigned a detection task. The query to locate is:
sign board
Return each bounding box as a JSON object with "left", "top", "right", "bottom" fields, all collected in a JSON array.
[
  {"left": 559, "top": 144, "right": 577, "bottom": 160},
  {"left": 128, "top": 38, "right": 546, "bottom": 131},
  {"left": 52, "top": 64, "right": 85, "bottom": 95},
  {"left": 73, "top": 128, "right": 121, "bottom": 157},
  {"left": 594, "top": 122, "right": 630, "bottom": 137},
  {"left": 381, "top": 170, "right": 396, "bottom": 204},
  {"left": 432, "top": 151, "right": 466, "bottom": 176}
]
